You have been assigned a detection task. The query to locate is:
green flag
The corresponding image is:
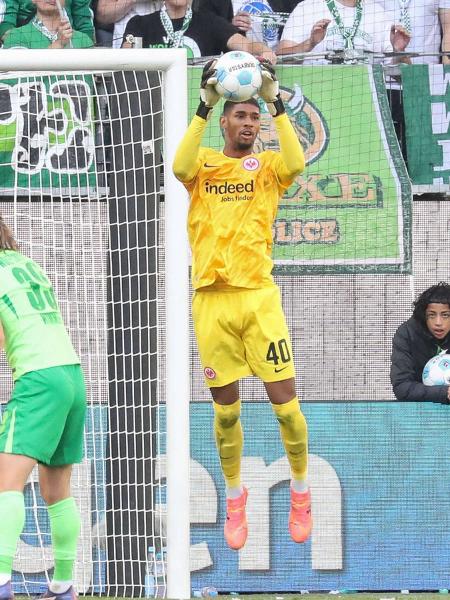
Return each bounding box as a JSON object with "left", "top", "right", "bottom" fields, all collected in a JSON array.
[
  {"left": 402, "top": 64, "right": 450, "bottom": 187},
  {"left": 0, "top": 73, "right": 97, "bottom": 194}
]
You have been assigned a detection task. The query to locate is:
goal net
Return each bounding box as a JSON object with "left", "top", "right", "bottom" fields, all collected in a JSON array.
[
  {"left": 0, "top": 50, "right": 190, "bottom": 600},
  {"left": 1, "top": 45, "right": 450, "bottom": 600},
  {"left": 185, "top": 50, "right": 450, "bottom": 597}
]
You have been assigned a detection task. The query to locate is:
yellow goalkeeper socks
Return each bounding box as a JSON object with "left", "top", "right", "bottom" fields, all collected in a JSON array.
[
  {"left": 272, "top": 397, "right": 308, "bottom": 481},
  {"left": 0, "top": 491, "right": 25, "bottom": 577},
  {"left": 48, "top": 497, "right": 80, "bottom": 584},
  {"left": 213, "top": 399, "right": 243, "bottom": 489}
]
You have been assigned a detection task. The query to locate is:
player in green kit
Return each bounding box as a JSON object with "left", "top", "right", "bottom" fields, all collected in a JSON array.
[{"left": 0, "top": 215, "right": 86, "bottom": 600}]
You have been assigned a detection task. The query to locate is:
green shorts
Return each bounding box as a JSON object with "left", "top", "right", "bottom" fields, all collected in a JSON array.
[{"left": 0, "top": 364, "right": 86, "bottom": 466}]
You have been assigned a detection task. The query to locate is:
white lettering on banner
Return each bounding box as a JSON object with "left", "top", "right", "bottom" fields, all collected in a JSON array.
[
  {"left": 0, "top": 79, "right": 94, "bottom": 175},
  {"left": 13, "top": 460, "right": 92, "bottom": 592},
  {"left": 434, "top": 140, "right": 450, "bottom": 172},
  {"left": 431, "top": 103, "right": 450, "bottom": 135},
  {"left": 157, "top": 453, "right": 342, "bottom": 571},
  {"left": 309, "top": 455, "right": 343, "bottom": 570},
  {"left": 240, "top": 455, "right": 342, "bottom": 571},
  {"left": 428, "top": 65, "right": 450, "bottom": 96}
]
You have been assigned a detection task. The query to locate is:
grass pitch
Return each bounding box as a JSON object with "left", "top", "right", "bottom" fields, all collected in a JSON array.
[
  {"left": 207, "top": 596, "right": 448, "bottom": 600},
  {"left": 210, "top": 596, "right": 448, "bottom": 600},
  {"left": 80, "top": 595, "right": 449, "bottom": 600}
]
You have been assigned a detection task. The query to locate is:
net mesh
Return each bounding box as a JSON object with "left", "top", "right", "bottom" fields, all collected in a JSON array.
[
  {"left": 0, "top": 69, "right": 166, "bottom": 597},
  {"left": 185, "top": 56, "right": 450, "bottom": 594},
  {"left": 187, "top": 60, "right": 414, "bottom": 403},
  {"left": 0, "top": 14, "right": 449, "bottom": 593}
]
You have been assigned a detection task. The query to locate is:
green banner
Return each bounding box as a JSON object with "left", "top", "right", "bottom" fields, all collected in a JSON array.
[
  {"left": 402, "top": 64, "right": 450, "bottom": 187},
  {"left": 189, "top": 65, "right": 411, "bottom": 274},
  {"left": 0, "top": 73, "right": 97, "bottom": 194}
]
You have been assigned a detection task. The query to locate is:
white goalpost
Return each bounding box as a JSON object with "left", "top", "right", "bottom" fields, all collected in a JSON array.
[{"left": 0, "top": 49, "right": 190, "bottom": 600}]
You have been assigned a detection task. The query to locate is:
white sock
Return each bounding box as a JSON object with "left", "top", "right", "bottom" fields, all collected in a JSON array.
[
  {"left": 226, "top": 486, "right": 244, "bottom": 499},
  {"left": 291, "top": 479, "right": 308, "bottom": 493},
  {"left": 0, "top": 574, "right": 10, "bottom": 585},
  {"left": 49, "top": 581, "right": 72, "bottom": 594}
]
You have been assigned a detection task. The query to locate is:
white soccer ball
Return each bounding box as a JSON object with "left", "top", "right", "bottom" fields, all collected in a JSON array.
[
  {"left": 214, "top": 51, "right": 262, "bottom": 103},
  {"left": 422, "top": 352, "right": 450, "bottom": 385}
]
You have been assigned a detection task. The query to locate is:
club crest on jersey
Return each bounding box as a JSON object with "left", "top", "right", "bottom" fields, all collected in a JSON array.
[
  {"left": 204, "top": 367, "right": 216, "bottom": 380},
  {"left": 243, "top": 157, "right": 259, "bottom": 171}
]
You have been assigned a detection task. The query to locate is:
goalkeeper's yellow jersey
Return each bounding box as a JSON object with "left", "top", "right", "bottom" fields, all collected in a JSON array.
[{"left": 173, "top": 113, "right": 305, "bottom": 290}]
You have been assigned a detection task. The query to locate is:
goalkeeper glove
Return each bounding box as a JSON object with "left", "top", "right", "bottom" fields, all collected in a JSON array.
[
  {"left": 258, "top": 59, "right": 285, "bottom": 117},
  {"left": 197, "top": 59, "right": 220, "bottom": 120}
]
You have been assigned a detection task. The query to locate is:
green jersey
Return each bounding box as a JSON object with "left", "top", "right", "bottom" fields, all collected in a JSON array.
[
  {"left": 0, "top": 250, "right": 79, "bottom": 381},
  {"left": 2, "top": 18, "right": 94, "bottom": 48}
]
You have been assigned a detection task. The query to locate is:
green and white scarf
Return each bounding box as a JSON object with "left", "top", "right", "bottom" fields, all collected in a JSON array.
[
  {"left": 325, "top": 0, "right": 363, "bottom": 50},
  {"left": 160, "top": 3, "right": 193, "bottom": 48},
  {"left": 397, "top": 0, "right": 412, "bottom": 34},
  {"left": 32, "top": 16, "right": 58, "bottom": 42}
]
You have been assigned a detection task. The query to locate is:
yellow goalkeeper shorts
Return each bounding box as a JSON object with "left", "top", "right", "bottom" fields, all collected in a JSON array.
[{"left": 192, "top": 285, "right": 295, "bottom": 387}]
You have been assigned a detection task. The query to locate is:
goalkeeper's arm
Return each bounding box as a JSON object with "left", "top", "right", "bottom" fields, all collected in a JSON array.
[
  {"left": 0, "top": 320, "right": 4, "bottom": 350},
  {"left": 173, "top": 60, "right": 220, "bottom": 184},
  {"left": 173, "top": 117, "right": 207, "bottom": 184}
]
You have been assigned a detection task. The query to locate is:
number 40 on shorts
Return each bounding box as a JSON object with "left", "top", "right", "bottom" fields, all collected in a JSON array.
[{"left": 266, "top": 338, "right": 291, "bottom": 366}]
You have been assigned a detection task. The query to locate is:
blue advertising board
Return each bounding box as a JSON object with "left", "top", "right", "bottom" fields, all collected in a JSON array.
[
  {"left": 176, "top": 401, "right": 450, "bottom": 592},
  {"left": 5, "top": 401, "right": 450, "bottom": 593}
]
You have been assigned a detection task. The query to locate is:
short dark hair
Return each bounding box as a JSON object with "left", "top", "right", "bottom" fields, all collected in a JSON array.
[
  {"left": 412, "top": 282, "right": 450, "bottom": 324},
  {"left": 222, "top": 97, "right": 260, "bottom": 115}
]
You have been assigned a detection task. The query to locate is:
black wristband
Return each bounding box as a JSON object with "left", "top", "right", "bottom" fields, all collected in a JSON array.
[
  {"left": 271, "top": 94, "right": 285, "bottom": 117},
  {"left": 196, "top": 100, "right": 213, "bottom": 120}
]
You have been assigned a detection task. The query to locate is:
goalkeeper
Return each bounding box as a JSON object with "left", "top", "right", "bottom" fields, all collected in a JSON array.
[
  {"left": 173, "top": 61, "right": 311, "bottom": 550},
  {"left": 0, "top": 215, "right": 85, "bottom": 600}
]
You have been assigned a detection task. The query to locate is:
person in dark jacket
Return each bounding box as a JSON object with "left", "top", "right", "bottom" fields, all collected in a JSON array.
[{"left": 390, "top": 282, "right": 450, "bottom": 404}]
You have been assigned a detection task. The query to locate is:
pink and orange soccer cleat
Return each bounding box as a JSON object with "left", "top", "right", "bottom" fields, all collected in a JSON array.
[
  {"left": 224, "top": 487, "right": 248, "bottom": 550},
  {"left": 289, "top": 488, "right": 312, "bottom": 543}
]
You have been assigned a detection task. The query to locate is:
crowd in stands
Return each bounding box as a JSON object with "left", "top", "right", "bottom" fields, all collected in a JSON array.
[
  {"left": 0, "top": 0, "right": 448, "bottom": 65},
  {"left": 0, "top": 0, "right": 447, "bottom": 161}
]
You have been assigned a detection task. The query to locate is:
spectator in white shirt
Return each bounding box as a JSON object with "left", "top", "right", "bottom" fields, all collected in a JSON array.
[
  {"left": 378, "top": 0, "right": 450, "bottom": 64},
  {"left": 277, "top": 0, "right": 410, "bottom": 64}
]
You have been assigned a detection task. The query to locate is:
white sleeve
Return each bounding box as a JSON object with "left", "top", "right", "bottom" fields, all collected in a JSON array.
[
  {"left": 280, "top": 3, "right": 311, "bottom": 43},
  {"left": 439, "top": 1, "right": 450, "bottom": 9},
  {"left": 112, "top": 0, "right": 160, "bottom": 48}
]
